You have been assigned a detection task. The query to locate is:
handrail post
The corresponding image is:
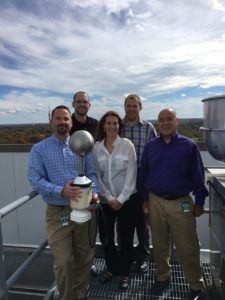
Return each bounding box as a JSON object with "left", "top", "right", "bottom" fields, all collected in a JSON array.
[
  {"left": 6, "top": 240, "right": 48, "bottom": 289},
  {"left": 0, "top": 191, "right": 38, "bottom": 300},
  {"left": 0, "top": 219, "right": 8, "bottom": 300}
]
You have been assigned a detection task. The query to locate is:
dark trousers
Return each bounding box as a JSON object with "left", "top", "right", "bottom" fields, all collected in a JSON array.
[
  {"left": 116, "top": 192, "right": 150, "bottom": 262},
  {"left": 99, "top": 199, "right": 136, "bottom": 277},
  {"left": 132, "top": 192, "right": 150, "bottom": 261}
]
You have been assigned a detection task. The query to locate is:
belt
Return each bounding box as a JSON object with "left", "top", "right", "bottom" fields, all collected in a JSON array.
[{"left": 158, "top": 194, "right": 188, "bottom": 200}]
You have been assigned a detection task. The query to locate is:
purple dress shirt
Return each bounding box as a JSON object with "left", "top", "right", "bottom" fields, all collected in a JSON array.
[{"left": 140, "top": 133, "right": 208, "bottom": 206}]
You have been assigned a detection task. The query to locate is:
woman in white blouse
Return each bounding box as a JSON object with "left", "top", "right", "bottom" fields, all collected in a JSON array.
[{"left": 93, "top": 111, "right": 137, "bottom": 289}]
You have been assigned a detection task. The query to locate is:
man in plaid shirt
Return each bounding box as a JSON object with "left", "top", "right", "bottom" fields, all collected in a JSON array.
[{"left": 122, "top": 94, "right": 156, "bottom": 272}]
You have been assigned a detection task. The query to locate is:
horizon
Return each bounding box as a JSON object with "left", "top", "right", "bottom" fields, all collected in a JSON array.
[
  {"left": 0, "top": 117, "right": 204, "bottom": 126},
  {"left": 1, "top": 1, "right": 225, "bottom": 124}
]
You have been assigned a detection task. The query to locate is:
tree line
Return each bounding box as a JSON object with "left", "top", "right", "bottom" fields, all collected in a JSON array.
[
  {"left": 0, "top": 119, "right": 205, "bottom": 146},
  {"left": 0, "top": 124, "right": 51, "bottom": 144}
]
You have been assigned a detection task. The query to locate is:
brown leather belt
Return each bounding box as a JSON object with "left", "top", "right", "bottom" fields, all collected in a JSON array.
[{"left": 159, "top": 194, "right": 188, "bottom": 200}]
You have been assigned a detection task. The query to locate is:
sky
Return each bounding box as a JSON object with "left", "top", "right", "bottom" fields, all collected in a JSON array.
[{"left": 1, "top": 0, "right": 225, "bottom": 124}]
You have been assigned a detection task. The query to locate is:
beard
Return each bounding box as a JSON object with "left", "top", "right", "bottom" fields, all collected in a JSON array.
[
  {"left": 126, "top": 112, "right": 138, "bottom": 122},
  {"left": 56, "top": 124, "right": 70, "bottom": 135},
  {"left": 76, "top": 108, "right": 88, "bottom": 117}
]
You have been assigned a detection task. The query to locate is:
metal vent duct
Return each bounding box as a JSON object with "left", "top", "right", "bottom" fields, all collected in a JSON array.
[{"left": 201, "top": 95, "right": 225, "bottom": 162}]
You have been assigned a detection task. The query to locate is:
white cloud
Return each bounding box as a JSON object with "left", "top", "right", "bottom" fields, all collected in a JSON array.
[
  {"left": 65, "top": 0, "right": 139, "bottom": 14},
  {"left": 0, "top": 91, "right": 68, "bottom": 123},
  {"left": 141, "top": 96, "right": 204, "bottom": 120},
  {"left": 0, "top": 0, "right": 225, "bottom": 123},
  {"left": 212, "top": 0, "right": 225, "bottom": 12}
]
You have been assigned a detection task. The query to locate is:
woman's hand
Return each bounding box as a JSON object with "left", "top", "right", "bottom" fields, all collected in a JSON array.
[
  {"left": 193, "top": 204, "right": 204, "bottom": 217},
  {"left": 89, "top": 194, "right": 100, "bottom": 211},
  {"left": 109, "top": 199, "right": 122, "bottom": 211},
  {"left": 143, "top": 201, "right": 149, "bottom": 215}
]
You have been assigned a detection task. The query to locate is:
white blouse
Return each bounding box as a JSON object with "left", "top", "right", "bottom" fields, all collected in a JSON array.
[{"left": 93, "top": 136, "right": 137, "bottom": 204}]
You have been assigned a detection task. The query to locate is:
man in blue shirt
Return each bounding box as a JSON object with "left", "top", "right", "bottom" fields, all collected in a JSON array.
[
  {"left": 28, "top": 105, "right": 99, "bottom": 300},
  {"left": 141, "top": 108, "right": 208, "bottom": 300}
]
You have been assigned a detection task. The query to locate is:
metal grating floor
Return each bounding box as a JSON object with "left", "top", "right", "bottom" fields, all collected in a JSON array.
[{"left": 87, "top": 257, "right": 211, "bottom": 300}]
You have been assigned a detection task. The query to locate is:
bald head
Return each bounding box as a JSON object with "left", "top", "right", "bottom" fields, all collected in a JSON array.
[
  {"left": 158, "top": 108, "right": 177, "bottom": 120},
  {"left": 158, "top": 108, "right": 179, "bottom": 142}
]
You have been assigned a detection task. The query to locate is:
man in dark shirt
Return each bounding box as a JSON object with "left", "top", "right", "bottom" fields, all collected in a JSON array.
[
  {"left": 70, "top": 91, "right": 98, "bottom": 140},
  {"left": 70, "top": 91, "right": 99, "bottom": 277},
  {"left": 141, "top": 108, "right": 208, "bottom": 300}
]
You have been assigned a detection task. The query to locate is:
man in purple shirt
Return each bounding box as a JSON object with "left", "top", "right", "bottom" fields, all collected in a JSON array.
[{"left": 141, "top": 109, "right": 208, "bottom": 300}]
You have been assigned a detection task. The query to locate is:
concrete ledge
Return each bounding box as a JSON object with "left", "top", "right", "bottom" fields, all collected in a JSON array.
[
  {"left": 0, "top": 144, "right": 33, "bottom": 152},
  {"left": 0, "top": 142, "right": 206, "bottom": 152}
]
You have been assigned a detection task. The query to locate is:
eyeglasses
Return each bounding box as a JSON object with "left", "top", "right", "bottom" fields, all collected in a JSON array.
[{"left": 75, "top": 100, "right": 90, "bottom": 105}]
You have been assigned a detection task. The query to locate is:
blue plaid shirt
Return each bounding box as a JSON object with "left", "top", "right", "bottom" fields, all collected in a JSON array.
[
  {"left": 28, "top": 135, "right": 98, "bottom": 206},
  {"left": 122, "top": 118, "right": 156, "bottom": 168}
]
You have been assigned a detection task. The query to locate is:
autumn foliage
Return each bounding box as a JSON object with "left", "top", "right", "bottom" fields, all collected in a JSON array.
[
  {"left": 0, "top": 124, "right": 51, "bottom": 144},
  {"left": 0, "top": 119, "right": 205, "bottom": 147}
]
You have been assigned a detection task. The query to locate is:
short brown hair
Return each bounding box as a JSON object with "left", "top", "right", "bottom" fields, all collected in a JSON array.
[
  {"left": 51, "top": 105, "right": 71, "bottom": 119},
  {"left": 124, "top": 94, "right": 142, "bottom": 108},
  {"left": 73, "top": 91, "right": 89, "bottom": 103}
]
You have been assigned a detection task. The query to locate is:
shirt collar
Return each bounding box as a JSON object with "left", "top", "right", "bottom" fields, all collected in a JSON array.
[
  {"left": 159, "top": 132, "right": 179, "bottom": 144},
  {"left": 112, "top": 135, "right": 121, "bottom": 146},
  {"left": 51, "top": 134, "right": 70, "bottom": 145},
  {"left": 123, "top": 116, "right": 143, "bottom": 126},
  {"left": 72, "top": 113, "right": 90, "bottom": 125},
  {"left": 99, "top": 135, "right": 121, "bottom": 150}
]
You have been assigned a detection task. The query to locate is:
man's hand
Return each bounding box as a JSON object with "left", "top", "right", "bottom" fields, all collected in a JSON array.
[
  {"left": 109, "top": 199, "right": 122, "bottom": 211},
  {"left": 143, "top": 201, "right": 149, "bottom": 215},
  {"left": 193, "top": 204, "right": 204, "bottom": 217},
  {"left": 61, "top": 181, "right": 82, "bottom": 201},
  {"left": 89, "top": 194, "right": 99, "bottom": 211}
]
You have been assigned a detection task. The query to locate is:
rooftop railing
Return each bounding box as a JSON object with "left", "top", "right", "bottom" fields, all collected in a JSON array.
[{"left": 0, "top": 191, "right": 48, "bottom": 300}]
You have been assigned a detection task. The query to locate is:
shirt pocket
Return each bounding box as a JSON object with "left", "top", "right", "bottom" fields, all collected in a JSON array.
[
  {"left": 115, "top": 155, "right": 129, "bottom": 170},
  {"left": 97, "top": 155, "right": 107, "bottom": 171}
]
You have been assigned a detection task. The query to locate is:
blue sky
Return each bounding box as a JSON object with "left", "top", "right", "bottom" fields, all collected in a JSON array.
[{"left": 1, "top": 0, "right": 225, "bottom": 124}]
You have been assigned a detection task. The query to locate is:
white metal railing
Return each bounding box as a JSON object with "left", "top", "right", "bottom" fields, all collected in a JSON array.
[{"left": 0, "top": 191, "right": 48, "bottom": 300}]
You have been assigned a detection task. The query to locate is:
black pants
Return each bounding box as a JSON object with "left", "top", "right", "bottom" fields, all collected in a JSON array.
[
  {"left": 116, "top": 192, "right": 150, "bottom": 262},
  {"left": 99, "top": 199, "right": 136, "bottom": 277},
  {"left": 132, "top": 192, "right": 150, "bottom": 261}
]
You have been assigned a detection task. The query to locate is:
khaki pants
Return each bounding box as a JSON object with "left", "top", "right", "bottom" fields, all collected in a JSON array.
[
  {"left": 46, "top": 205, "right": 95, "bottom": 300},
  {"left": 148, "top": 192, "right": 204, "bottom": 290}
]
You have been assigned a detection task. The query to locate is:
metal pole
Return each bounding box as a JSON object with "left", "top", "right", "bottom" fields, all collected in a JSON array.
[
  {"left": 43, "top": 281, "right": 57, "bottom": 300},
  {"left": 0, "top": 191, "right": 38, "bottom": 218},
  {"left": 0, "top": 191, "right": 38, "bottom": 300},
  {"left": 7, "top": 240, "right": 48, "bottom": 289},
  {"left": 79, "top": 156, "right": 85, "bottom": 176},
  {"left": 0, "top": 220, "right": 8, "bottom": 300}
]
